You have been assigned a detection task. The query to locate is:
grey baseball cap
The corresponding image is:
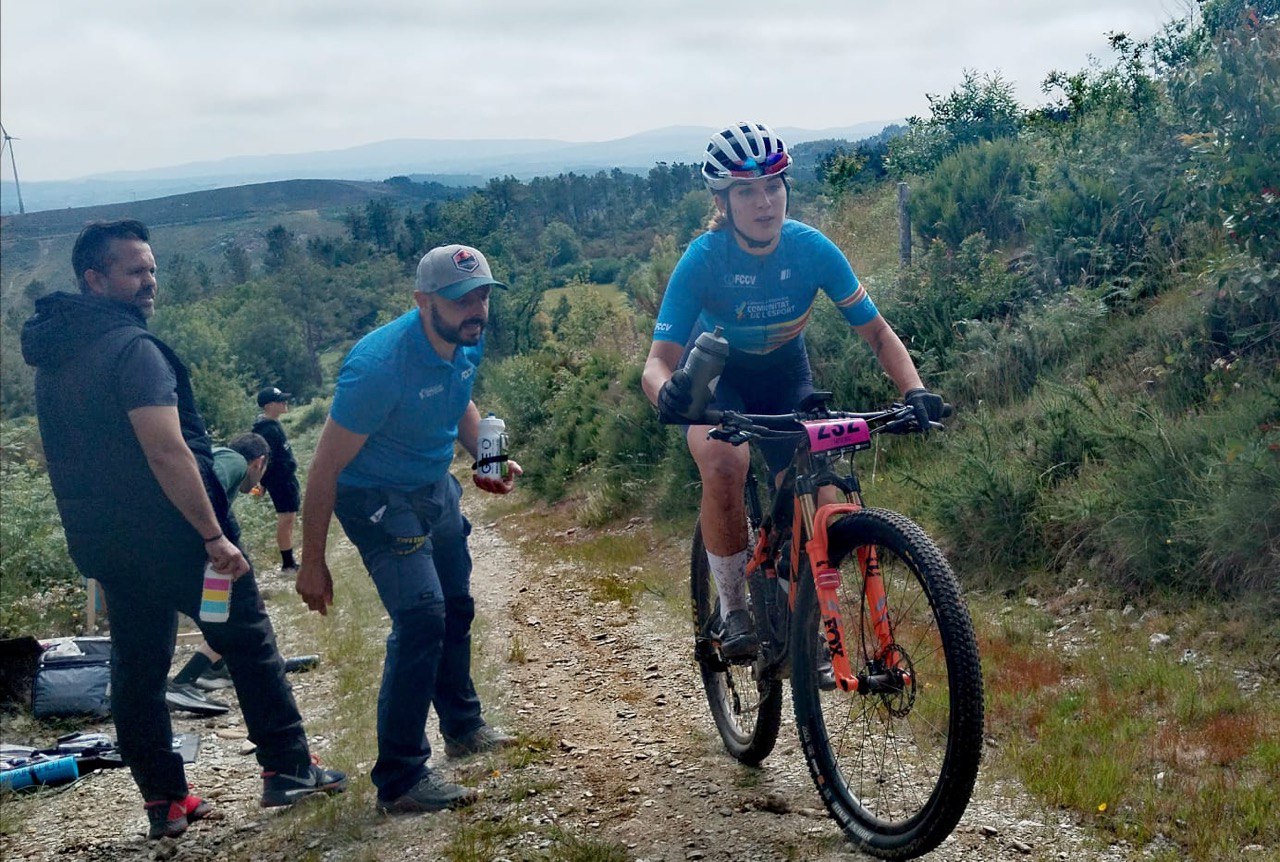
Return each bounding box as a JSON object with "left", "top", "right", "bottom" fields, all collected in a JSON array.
[{"left": 414, "top": 244, "right": 507, "bottom": 300}]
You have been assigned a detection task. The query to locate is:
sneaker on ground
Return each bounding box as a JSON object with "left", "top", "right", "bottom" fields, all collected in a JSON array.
[
  {"left": 376, "top": 771, "right": 478, "bottom": 813},
  {"left": 261, "top": 758, "right": 348, "bottom": 808},
  {"left": 165, "top": 681, "right": 231, "bottom": 716},
  {"left": 193, "top": 662, "right": 233, "bottom": 691},
  {"left": 145, "top": 794, "right": 211, "bottom": 840},
  {"left": 443, "top": 723, "right": 518, "bottom": 758},
  {"left": 719, "top": 609, "right": 759, "bottom": 660}
]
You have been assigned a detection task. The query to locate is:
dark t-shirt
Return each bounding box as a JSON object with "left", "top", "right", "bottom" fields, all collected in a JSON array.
[
  {"left": 118, "top": 338, "right": 179, "bottom": 412},
  {"left": 253, "top": 414, "right": 297, "bottom": 483}
]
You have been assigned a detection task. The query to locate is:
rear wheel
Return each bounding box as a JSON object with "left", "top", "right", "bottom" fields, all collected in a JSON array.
[
  {"left": 691, "top": 521, "right": 782, "bottom": 766},
  {"left": 791, "top": 509, "right": 983, "bottom": 859}
]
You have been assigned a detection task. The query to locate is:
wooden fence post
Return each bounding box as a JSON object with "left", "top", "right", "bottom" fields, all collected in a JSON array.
[
  {"left": 898, "top": 182, "right": 912, "bottom": 268},
  {"left": 85, "top": 579, "right": 98, "bottom": 634}
]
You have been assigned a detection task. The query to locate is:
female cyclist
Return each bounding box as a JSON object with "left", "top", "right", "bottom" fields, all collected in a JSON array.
[{"left": 640, "top": 121, "right": 944, "bottom": 658}]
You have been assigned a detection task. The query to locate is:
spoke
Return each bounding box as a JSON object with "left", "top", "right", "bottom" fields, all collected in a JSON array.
[{"left": 816, "top": 538, "right": 955, "bottom": 826}]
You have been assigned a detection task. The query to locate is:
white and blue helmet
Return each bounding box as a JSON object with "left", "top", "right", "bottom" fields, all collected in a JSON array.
[{"left": 701, "top": 122, "right": 792, "bottom": 191}]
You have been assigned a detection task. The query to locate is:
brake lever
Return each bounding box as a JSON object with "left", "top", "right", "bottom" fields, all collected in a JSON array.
[
  {"left": 707, "top": 425, "right": 757, "bottom": 445},
  {"left": 879, "top": 416, "right": 918, "bottom": 436}
]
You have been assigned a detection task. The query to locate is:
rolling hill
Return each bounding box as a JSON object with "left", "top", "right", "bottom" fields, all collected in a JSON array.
[{"left": 1, "top": 122, "right": 895, "bottom": 214}]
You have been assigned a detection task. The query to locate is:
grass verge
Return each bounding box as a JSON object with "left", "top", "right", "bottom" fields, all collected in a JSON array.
[{"left": 975, "top": 592, "right": 1279, "bottom": 860}]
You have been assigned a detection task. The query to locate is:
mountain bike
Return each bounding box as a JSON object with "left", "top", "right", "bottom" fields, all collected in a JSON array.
[{"left": 690, "top": 392, "right": 984, "bottom": 860}]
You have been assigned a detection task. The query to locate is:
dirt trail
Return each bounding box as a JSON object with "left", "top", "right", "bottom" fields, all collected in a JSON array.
[
  {"left": 462, "top": 515, "right": 1128, "bottom": 862},
  {"left": 0, "top": 500, "right": 1130, "bottom": 861}
]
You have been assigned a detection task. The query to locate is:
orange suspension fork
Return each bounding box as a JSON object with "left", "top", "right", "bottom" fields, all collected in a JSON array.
[
  {"left": 859, "top": 546, "right": 895, "bottom": 662},
  {"left": 803, "top": 501, "right": 862, "bottom": 693}
]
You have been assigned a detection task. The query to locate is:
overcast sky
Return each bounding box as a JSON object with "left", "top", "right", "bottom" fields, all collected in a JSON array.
[{"left": 1, "top": 0, "right": 1183, "bottom": 182}]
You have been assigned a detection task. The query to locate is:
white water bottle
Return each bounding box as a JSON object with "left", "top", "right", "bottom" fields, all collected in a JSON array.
[{"left": 476, "top": 413, "right": 509, "bottom": 480}]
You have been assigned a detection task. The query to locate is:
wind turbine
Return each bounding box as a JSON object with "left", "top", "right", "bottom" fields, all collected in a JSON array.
[{"left": 1, "top": 122, "right": 26, "bottom": 215}]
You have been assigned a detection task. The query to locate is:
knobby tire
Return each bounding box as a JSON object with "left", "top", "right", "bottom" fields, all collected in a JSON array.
[
  {"left": 790, "top": 509, "right": 984, "bottom": 859},
  {"left": 691, "top": 521, "right": 783, "bottom": 766}
]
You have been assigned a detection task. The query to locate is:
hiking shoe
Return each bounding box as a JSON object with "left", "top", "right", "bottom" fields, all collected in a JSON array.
[
  {"left": 145, "top": 794, "right": 211, "bottom": 840},
  {"left": 720, "top": 609, "right": 759, "bottom": 660},
  {"left": 443, "top": 723, "right": 517, "bottom": 758},
  {"left": 165, "top": 681, "right": 231, "bottom": 716},
  {"left": 261, "top": 758, "right": 348, "bottom": 808},
  {"left": 376, "top": 771, "right": 478, "bottom": 813},
  {"left": 193, "top": 661, "right": 233, "bottom": 691}
]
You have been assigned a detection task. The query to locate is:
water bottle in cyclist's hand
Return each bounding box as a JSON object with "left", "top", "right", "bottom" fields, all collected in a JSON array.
[{"left": 681, "top": 326, "right": 730, "bottom": 420}]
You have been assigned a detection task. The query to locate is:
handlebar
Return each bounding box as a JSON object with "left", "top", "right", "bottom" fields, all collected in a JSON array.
[{"left": 700, "top": 397, "right": 952, "bottom": 447}]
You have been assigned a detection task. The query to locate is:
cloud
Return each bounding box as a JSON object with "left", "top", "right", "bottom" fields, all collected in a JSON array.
[{"left": 1, "top": 0, "right": 1179, "bottom": 180}]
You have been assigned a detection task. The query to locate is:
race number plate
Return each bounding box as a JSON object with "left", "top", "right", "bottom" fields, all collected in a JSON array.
[{"left": 805, "top": 418, "right": 872, "bottom": 454}]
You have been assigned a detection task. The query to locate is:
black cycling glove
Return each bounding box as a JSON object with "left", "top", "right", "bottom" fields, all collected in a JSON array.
[
  {"left": 905, "top": 387, "right": 945, "bottom": 432},
  {"left": 657, "top": 370, "right": 695, "bottom": 423}
]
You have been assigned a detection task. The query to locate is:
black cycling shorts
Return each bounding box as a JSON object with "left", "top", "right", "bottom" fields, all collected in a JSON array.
[
  {"left": 682, "top": 335, "right": 815, "bottom": 479},
  {"left": 261, "top": 473, "right": 300, "bottom": 514}
]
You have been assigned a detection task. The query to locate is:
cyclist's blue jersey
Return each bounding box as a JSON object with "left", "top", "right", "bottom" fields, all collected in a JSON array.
[{"left": 653, "top": 219, "right": 878, "bottom": 367}]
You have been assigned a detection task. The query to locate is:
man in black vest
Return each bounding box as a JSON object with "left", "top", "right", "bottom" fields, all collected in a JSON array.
[{"left": 20, "top": 220, "right": 345, "bottom": 841}]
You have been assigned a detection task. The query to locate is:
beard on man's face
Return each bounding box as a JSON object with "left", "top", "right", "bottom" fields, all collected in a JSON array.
[{"left": 431, "top": 303, "right": 486, "bottom": 346}]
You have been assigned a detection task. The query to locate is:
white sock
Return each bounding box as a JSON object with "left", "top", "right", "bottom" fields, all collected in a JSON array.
[{"left": 708, "top": 549, "right": 750, "bottom": 619}]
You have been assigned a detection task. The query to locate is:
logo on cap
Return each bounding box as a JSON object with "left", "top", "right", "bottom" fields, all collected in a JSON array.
[{"left": 453, "top": 248, "right": 480, "bottom": 273}]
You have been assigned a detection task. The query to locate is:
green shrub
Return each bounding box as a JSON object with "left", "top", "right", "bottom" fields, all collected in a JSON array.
[
  {"left": 0, "top": 422, "right": 82, "bottom": 637},
  {"left": 586, "top": 257, "right": 626, "bottom": 284},
  {"left": 1202, "top": 252, "right": 1280, "bottom": 355},
  {"left": 1038, "top": 386, "right": 1280, "bottom": 601},
  {"left": 151, "top": 304, "right": 257, "bottom": 437},
  {"left": 941, "top": 294, "right": 1106, "bottom": 407},
  {"left": 925, "top": 411, "right": 1044, "bottom": 580},
  {"left": 287, "top": 395, "right": 332, "bottom": 436},
  {"left": 1191, "top": 391, "right": 1280, "bottom": 598},
  {"left": 910, "top": 138, "right": 1035, "bottom": 248},
  {"left": 485, "top": 349, "right": 625, "bottom": 501},
  {"left": 886, "top": 70, "right": 1023, "bottom": 176},
  {"left": 483, "top": 353, "right": 559, "bottom": 443},
  {"left": 1170, "top": 11, "right": 1280, "bottom": 263},
  {"left": 577, "top": 365, "right": 670, "bottom": 525},
  {"left": 1026, "top": 385, "right": 1112, "bottom": 485},
  {"left": 890, "top": 234, "right": 1038, "bottom": 378}
]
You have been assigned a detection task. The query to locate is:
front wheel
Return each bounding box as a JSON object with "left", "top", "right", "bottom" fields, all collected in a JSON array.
[
  {"left": 691, "top": 521, "right": 782, "bottom": 766},
  {"left": 791, "top": 509, "right": 984, "bottom": 859}
]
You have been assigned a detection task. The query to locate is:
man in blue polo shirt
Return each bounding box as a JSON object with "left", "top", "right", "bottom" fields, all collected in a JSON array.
[{"left": 297, "top": 244, "right": 523, "bottom": 815}]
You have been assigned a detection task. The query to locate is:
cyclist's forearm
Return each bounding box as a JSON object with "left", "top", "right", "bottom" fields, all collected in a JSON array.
[
  {"left": 641, "top": 360, "right": 668, "bottom": 406},
  {"left": 642, "top": 341, "right": 683, "bottom": 406},
  {"left": 854, "top": 318, "right": 924, "bottom": 395}
]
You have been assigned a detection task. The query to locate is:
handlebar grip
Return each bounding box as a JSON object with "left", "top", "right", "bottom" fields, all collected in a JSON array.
[{"left": 658, "top": 408, "right": 724, "bottom": 426}]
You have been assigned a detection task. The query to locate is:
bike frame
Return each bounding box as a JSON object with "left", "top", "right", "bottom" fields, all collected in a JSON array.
[
  {"left": 698, "top": 399, "right": 981, "bottom": 859},
  {"left": 739, "top": 408, "right": 905, "bottom": 694}
]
